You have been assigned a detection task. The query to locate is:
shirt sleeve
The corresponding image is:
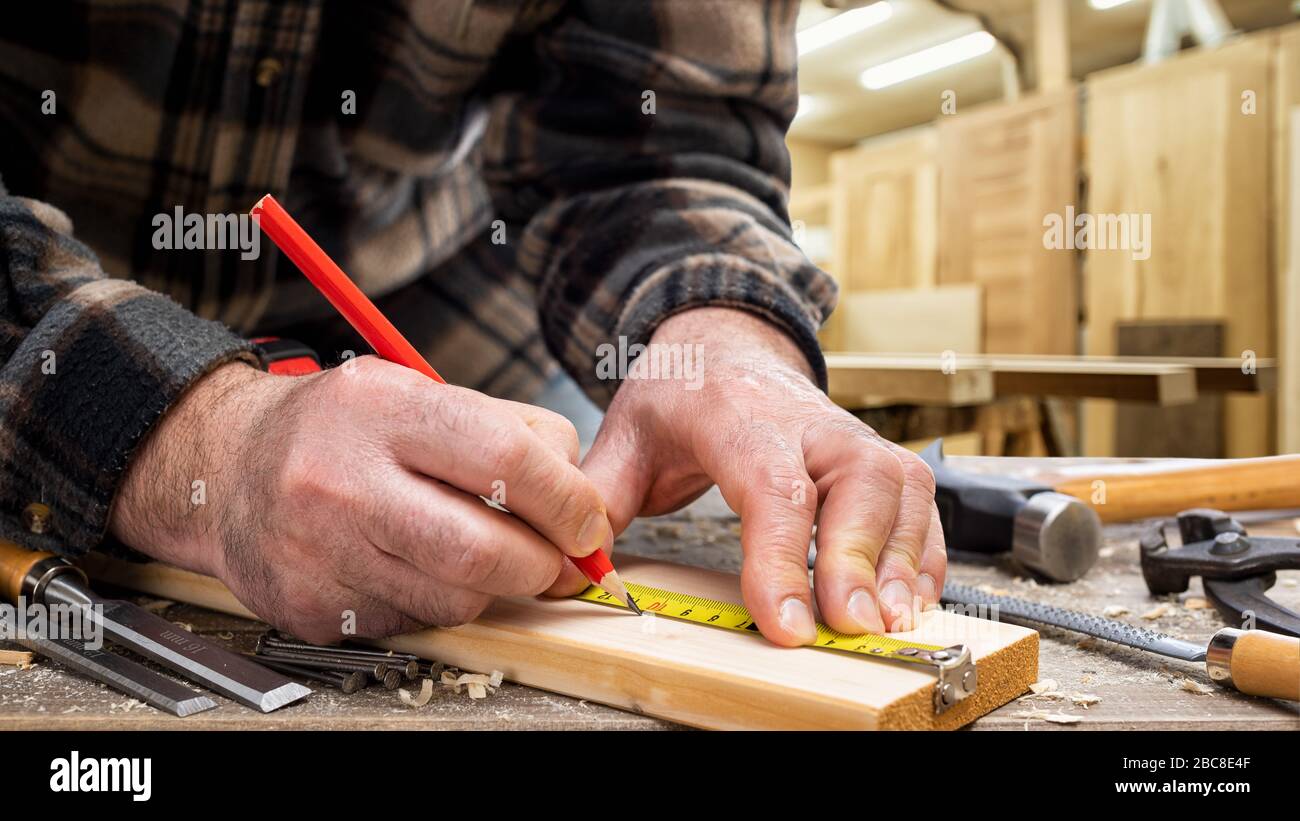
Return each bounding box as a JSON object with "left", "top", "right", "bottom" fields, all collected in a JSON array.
[
  {"left": 486, "top": 0, "right": 838, "bottom": 406},
  {"left": 0, "top": 177, "right": 259, "bottom": 557}
]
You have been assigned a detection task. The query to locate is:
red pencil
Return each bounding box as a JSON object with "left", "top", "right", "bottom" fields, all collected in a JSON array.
[{"left": 250, "top": 194, "right": 640, "bottom": 615}]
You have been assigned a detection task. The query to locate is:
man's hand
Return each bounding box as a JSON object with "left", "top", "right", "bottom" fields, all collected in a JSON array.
[
  {"left": 550, "top": 307, "right": 946, "bottom": 645},
  {"left": 109, "top": 357, "right": 614, "bottom": 643}
]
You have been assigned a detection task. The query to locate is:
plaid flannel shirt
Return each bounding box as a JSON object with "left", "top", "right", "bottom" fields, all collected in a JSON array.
[{"left": 0, "top": 0, "right": 837, "bottom": 558}]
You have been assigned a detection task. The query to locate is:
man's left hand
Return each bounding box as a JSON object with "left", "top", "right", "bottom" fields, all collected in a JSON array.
[{"left": 546, "top": 307, "right": 946, "bottom": 645}]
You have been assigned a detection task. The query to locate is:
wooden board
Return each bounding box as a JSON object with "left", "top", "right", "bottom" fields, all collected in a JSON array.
[
  {"left": 826, "top": 354, "right": 995, "bottom": 408},
  {"left": 78, "top": 554, "right": 1038, "bottom": 731},
  {"left": 1084, "top": 36, "right": 1275, "bottom": 457},
  {"left": 1278, "top": 24, "right": 1300, "bottom": 452},
  {"left": 835, "top": 285, "right": 983, "bottom": 355},
  {"left": 937, "top": 89, "right": 1079, "bottom": 356},
  {"left": 826, "top": 352, "right": 1198, "bottom": 406}
]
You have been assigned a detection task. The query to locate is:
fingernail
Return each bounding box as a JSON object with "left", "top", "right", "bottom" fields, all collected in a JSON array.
[
  {"left": 576, "top": 510, "right": 613, "bottom": 556},
  {"left": 880, "top": 580, "right": 915, "bottom": 632},
  {"left": 848, "top": 589, "right": 885, "bottom": 633},
  {"left": 779, "top": 597, "right": 817, "bottom": 644},
  {"left": 917, "top": 573, "right": 938, "bottom": 605}
]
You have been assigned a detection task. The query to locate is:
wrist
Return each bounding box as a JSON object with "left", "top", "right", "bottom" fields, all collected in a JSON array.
[
  {"left": 108, "top": 360, "right": 274, "bottom": 576},
  {"left": 650, "top": 306, "right": 817, "bottom": 383}
]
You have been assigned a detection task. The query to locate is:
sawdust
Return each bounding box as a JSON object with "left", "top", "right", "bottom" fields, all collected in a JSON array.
[
  {"left": 1016, "top": 709, "right": 1082, "bottom": 725},
  {"left": 1182, "top": 597, "right": 1210, "bottom": 610},
  {"left": 1068, "top": 692, "right": 1102, "bottom": 707},
  {"left": 1102, "top": 605, "right": 1129, "bottom": 617}
]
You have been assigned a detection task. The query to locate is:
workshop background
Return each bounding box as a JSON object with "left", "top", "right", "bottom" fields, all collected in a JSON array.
[{"left": 786, "top": 0, "right": 1299, "bottom": 461}]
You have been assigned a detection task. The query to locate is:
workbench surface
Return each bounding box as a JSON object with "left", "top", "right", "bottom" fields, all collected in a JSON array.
[{"left": 3, "top": 479, "right": 1298, "bottom": 730}]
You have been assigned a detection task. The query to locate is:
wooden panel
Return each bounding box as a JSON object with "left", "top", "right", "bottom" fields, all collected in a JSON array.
[
  {"left": 937, "top": 88, "right": 1080, "bottom": 356},
  {"left": 1278, "top": 24, "right": 1300, "bottom": 452},
  {"left": 1084, "top": 36, "right": 1275, "bottom": 458},
  {"left": 79, "top": 554, "right": 1039, "bottom": 731},
  {"left": 1115, "top": 321, "right": 1224, "bottom": 458},
  {"left": 836, "top": 284, "right": 983, "bottom": 354},
  {"left": 824, "top": 129, "right": 939, "bottom": 351}
]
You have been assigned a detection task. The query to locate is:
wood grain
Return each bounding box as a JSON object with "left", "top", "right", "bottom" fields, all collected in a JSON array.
[{"left": 78, "top": 554, "right": 1038, "bottom": 730}]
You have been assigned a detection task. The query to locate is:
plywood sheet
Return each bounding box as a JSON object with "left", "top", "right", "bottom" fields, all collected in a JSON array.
[
  {"left": 80, "top": 554, "right": 1038, "bottom": 731},
  {"left": 1083, "top": 36, "right": 1275, "bottom": 457}
]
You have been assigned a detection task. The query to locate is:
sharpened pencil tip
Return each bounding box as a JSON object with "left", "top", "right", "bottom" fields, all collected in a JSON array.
[{"left": 598, "top": 570, "right": 641, "bottom": 616}]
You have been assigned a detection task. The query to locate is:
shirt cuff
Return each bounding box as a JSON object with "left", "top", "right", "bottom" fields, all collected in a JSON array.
[{"left": 0, "top": 279, "right": 258, "bottom": 557}]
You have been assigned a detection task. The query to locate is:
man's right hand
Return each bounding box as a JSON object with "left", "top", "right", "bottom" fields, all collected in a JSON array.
[{"left": 108, "top": 357, "right": 614, "bottom": 643}]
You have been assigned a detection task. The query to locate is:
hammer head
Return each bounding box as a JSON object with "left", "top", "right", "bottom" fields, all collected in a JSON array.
[
  {"left": 922, "top": 440, "right": 1102, "bottom": 582},
  {"left": 1012, "top": 492, "right": 1103, "bottom": 582}
]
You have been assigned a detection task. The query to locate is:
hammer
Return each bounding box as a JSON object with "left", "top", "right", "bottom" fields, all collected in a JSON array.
[{"left": 920, "top": 440, "right": 1103, "bottom": 582}]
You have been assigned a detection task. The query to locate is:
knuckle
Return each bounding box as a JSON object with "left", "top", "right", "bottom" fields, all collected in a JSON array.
[
  {"left": 443, "top": 523, "right": 502, "bottom": 589},
  {"left": 898, "top": 451, "right": 937, "bottom": 497},
  {"left": 861, "top": 446, "right": 906, "bottom": 496},
  {"left": 484, "top": 431, "right": 532, "bottom": 483},
  {"left": 877, "top": 547, "right": 921, "bottom": 578}
]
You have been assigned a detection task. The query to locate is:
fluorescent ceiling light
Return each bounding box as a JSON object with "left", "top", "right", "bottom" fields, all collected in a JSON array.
[
  {"left": 1089, "top": 0, "right": 1134, "bottom": 9},
  {"left": 797, "top": 2, "right": 893, "bottom": 56},
  {"left": 859, "top": 31, "right": 996, "bottom": 89}
]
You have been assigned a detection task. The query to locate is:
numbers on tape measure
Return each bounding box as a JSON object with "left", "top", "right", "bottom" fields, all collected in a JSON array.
[{"left": 577, "top": 581, "right": 941, "bottom": 664}]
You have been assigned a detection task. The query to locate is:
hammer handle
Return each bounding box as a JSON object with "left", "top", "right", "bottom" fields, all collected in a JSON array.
[
  {"left": 1054, "top": 455, "right": 1300, "bottom": 523},
  {"left": 0, "top": 539, "right": 56, "bottom": 603}
]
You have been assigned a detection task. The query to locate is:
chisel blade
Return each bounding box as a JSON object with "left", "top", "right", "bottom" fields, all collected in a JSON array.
[
  {"left": 88, "top": 599, "right": 311, "bottom": 712},
  {"left": 2, "top": 612, "right": 216, "bottom": 716},
  {"left": 942, "top": 582, "right": 1208, "bottom": 663}
]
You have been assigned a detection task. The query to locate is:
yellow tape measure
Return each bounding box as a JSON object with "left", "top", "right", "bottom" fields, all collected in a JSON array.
[
  {"left": 576, "top": 581, "right": 943, "bottom": 666},
  {"left": 576, "top": 581, "right": 977, "bottom": 714}
]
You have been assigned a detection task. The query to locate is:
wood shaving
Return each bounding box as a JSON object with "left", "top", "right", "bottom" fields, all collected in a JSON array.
[
  {"left": 1141, "top": 604, "right": 1172, "bottom": 620},
  {"left": 170, "top": 622, "right": 194, "bottom": 632},
  {"left": 1029, "top": 679, "right": 1058, "bottom": 695},
  {"left": 1069, "top": 692, "right": 1102, "bottom": 707},
  {"left": 1182, "top": 597, "right": 1210, "bottom": 610},
  {"left": 398, "top": 678, "right": 434, "bottom": 708},
  {"left": 61, "top": 705, "right": 85, "bottom": 714},
  {"left": 1180, "top": 678, "right": 1215, "bottom": 695},
  {"left": 1102, "top": 605, "right": 1129, "bottom": 617},
  {"left": 439, "top": 669, "right": 505, "bottom": 700}
]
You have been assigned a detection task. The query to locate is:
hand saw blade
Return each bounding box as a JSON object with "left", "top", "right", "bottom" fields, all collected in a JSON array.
[{"left": 941, "top": 582, "right": 1207, "bottom": 663}]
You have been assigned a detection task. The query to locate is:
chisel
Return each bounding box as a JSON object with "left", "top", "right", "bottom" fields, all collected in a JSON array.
[
  {"left": 0, "top": 540, "right": 311, "bottom": 712},
  {"left": 1, "top": 609, "right": 217, "bottom": 716},
  {"left": 942, "top": 582, "right": 1300, "bottom": 701}
]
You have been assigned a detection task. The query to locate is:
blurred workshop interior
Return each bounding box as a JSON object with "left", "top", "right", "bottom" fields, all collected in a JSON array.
[{"left": 787, "top": 0, "right": 1300, "bottom": 460}]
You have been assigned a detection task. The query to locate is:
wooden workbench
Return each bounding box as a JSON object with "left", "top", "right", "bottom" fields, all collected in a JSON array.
[{"left": 2, "top": 470, "right": 1297, "bottom": 730}]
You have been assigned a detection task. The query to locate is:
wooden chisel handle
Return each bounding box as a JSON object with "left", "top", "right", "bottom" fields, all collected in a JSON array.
[
  {"left": 0, "top": 538, "right": 58, "bottom": 603},
  {"left": 1207, "top": 629, "right": 1300, "bottom": 701},
  {"left": 1054, "top": 454, "right": 1300, "bottom": 523}
]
